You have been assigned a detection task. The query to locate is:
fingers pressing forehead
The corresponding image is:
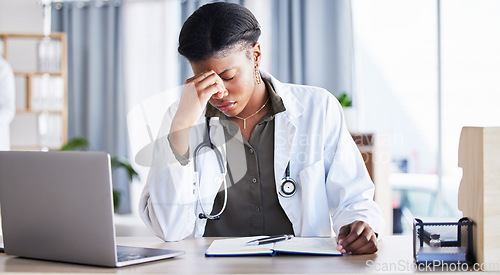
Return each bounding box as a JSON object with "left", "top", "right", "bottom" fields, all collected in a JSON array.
[{"left": 185, "top": 70, "right": 215, "bottom": 84}]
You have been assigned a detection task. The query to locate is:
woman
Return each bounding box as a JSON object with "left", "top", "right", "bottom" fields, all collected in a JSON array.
[{"left": 140, "top": 2, "right": 384, "bottom": 255}]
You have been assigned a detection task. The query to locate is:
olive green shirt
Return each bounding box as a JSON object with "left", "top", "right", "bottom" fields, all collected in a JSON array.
[{"left": 169, "top": 79, "right": 293, "bottom": 236}]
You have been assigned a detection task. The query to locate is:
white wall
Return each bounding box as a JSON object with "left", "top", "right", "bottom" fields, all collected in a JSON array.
[
  {"left": 0, "top": 0, "right": 43, "bottom": 33},
  {"left": 0, "top": 0, "right": 44, "bottom": 71}
]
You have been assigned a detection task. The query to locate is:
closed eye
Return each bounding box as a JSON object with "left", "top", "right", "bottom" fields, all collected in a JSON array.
[{"left": 221, "top": 76, "right": 234, "bottom": 81}]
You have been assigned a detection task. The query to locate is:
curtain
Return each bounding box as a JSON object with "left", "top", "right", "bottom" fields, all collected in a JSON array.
[
  {"left": 270, "top": 0, "right": 355, "bottom": 100},
  {"left": 51, "top": 0, "right": 130, "bottom": 213}
]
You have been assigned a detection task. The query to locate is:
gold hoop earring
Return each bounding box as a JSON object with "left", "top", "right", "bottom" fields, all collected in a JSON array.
[{"left": 254, "top": 65, "right": 262, "bottom": 85}]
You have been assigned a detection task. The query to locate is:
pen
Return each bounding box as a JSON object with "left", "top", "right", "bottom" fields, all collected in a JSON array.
[{"left": 246, "top": 235, "right": 294, "bottom": 246}]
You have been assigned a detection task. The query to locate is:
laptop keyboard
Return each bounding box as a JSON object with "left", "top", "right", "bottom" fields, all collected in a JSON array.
[
  {"left": 117, "top": 253, "right": 149, "bottom": 263},
  {"left": 116, "top": 245, "right": 152, "bottom": 263},
  {"left": 116, "top": 245, "right": 183, "bottom": 264}
]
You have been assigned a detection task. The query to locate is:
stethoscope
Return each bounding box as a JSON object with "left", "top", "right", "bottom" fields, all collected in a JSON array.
[
  {"left": 194, "top": 117, "right": 227, "bottom": 220},
  {"left": 195, "top": 117, "right": 297, "bottom": 220}
]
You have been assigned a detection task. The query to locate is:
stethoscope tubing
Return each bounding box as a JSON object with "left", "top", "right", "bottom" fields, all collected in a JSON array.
[{"left": 194, "top": 117, "right": 296, "bottom": 220}]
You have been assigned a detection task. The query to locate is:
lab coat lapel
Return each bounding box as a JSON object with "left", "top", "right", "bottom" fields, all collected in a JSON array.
[
  {"left": 274, "top": 114, "right": 296, "bottom": 190},
  {"left": 263, "top": 71, "right": 304, "bottom": 181},
  {"left": 263, "top": 71, "right": 305, "bottom": 228}
]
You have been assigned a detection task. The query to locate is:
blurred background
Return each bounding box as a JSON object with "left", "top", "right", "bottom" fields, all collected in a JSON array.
[{"left": 1, "top": 0, "right": 499, "bottom": 236}]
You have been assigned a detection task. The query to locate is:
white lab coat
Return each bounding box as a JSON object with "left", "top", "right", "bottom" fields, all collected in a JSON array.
[
  {"left": 140, "top": 71, "right": 384, "bottom": 241},
  {"left": 0, "top": 57, "right": 15, "bottom": 151}
]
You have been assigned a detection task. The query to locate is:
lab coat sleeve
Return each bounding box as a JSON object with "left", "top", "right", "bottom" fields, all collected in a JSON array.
[
  {"left": 139, "top": 104, "right": 199, "bottom": 241},
  {"left": 325, "top": 97, "right": 385, "bottom": 236}
]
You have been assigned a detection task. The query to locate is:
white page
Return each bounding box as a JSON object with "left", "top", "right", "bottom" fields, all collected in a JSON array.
[
  {"left": 205, "top": 236, "right": 274, "bottom": 256},
  {"left": 273, "top": 237, "right": 341, "bottom": 255}
]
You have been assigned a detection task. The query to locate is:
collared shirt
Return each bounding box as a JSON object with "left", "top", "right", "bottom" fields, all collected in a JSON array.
[{"left": 202, "top": 78, "right": 294, "bottom": 237}]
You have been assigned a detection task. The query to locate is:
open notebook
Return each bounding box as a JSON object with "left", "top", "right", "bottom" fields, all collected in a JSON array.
[{"left": 205, "top": 236, "right": 342, "bottom": 256}]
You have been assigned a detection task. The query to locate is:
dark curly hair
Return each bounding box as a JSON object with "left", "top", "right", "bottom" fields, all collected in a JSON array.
[{"left": 178, "top": 2, "right": 261, "bottom": 62}]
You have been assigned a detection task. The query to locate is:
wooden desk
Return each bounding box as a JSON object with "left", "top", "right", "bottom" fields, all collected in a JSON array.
[{"left": 0, "top": 235, "right": 442, "bottom": 274}]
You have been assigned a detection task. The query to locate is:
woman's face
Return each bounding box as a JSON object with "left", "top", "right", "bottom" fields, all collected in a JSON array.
[{"left": 190, "top": 44, "right": 261, "bottom": 118}]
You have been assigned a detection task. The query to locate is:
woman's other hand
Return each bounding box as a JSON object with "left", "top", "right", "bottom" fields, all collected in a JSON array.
[{"left": 336, "top": 220, "right": 378, "bottom": 255}]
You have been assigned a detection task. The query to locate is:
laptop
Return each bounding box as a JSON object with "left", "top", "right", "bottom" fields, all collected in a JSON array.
[{"left": 0, "top": 151, "right": 184, "bottom": 267}]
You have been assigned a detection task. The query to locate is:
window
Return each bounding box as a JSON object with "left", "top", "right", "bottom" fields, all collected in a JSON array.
[{"left": 353, "top": 0, "right": 500, "bottom": 222}]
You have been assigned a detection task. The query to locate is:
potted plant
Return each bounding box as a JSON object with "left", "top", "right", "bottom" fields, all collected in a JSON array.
[
  {"left": 336, "top": 92, "right": 357, "bottom": 132},
  {"left": 336, "top": 93, "right": 352, "bottom": 108}
]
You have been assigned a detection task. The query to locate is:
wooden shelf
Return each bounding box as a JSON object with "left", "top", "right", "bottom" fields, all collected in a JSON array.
[
  {"left": 458, "top": 127, "right": 500, "bottom": 270},
  {"left": 0, "top": 33, "right": 66, "bottom": 39},
  {"left": 14, "top": 71, "right": 63, "bottom": 76},
  {"left": 351, "top": 133, "right": 392, "bottom": 235},
  {"left": 1, "top": 32, "right": 68, "bottom": 150},
  {"left": 16, "top": 110, "right": 64, "bottom": 115}
]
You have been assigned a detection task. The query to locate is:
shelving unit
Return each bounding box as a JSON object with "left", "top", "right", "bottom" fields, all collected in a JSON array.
[
  {"left": 0, "top": 32, "right": 68, "bottom": 150},
  {"left": 351, "top": 133, "right": 392, "bottom": 235}
]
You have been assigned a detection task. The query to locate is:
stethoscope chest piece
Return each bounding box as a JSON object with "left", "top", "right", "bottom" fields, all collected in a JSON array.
[
  {"left": 279, "top": 162, "right": 296, "bottom": 198},
  {"left": 279, "top": 177, "right": 297, "bottom": 198}
]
